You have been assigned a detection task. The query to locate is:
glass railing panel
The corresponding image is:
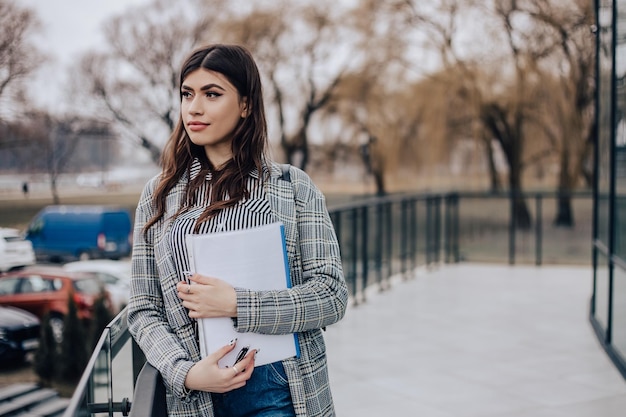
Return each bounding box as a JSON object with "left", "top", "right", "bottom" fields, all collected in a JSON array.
[
  {"left": 109, "top": 309, "right": 136, "bottom": 414},
  {"left": 613, "top": 264, "right": 626, "bottom": 360},
  {"left": 594, "top": 250, "right": 611, "bottom": 334},
  {"left": 457, "top": 195, "right": 509, "bottom": 263},
  {"left": 539, "top": 195, "right": 593, "bottom": 265},
  {"left": 62, "top": 327, "right": 112, "bottom": 417},
  {"left": 62, "top": 308, "right": 140, "bottom": 417},
  {"left": 90, "top": 332, "right": 113, "bottom": 417},
  {"left": 614, "top": 196, "right": 626, "bottom": 258}
]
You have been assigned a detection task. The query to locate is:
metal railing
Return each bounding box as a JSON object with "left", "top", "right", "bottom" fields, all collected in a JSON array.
[
  {"left": 62, "top": 308, "right": 145, "bottom": 417},
  {"left": 62, "top": 189, "right": 594, "bottom": 416}
]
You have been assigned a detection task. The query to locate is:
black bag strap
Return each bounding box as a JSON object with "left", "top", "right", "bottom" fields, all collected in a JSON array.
[{"left": 280, "top": 163, "right": 291, "bottom": 182}]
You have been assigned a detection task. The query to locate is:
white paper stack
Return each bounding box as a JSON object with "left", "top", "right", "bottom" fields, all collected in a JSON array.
[{"left": 186, "top": 222, "right": 299, "bottom": 368}]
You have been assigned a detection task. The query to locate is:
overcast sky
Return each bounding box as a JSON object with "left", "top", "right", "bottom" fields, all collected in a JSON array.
[
  {"left": 17, "top": 0, "right": 151, "bottom": 108},
  {"left": 21, "top": 0, "right": 150, "bottom": 64}
]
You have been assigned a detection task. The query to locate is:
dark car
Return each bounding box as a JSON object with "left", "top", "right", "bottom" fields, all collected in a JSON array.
[
  {"left": 0, "top": 305, "right": 40, "bottom": 365},
  {"left": 0, "top": 266, "right": 111, "bottom": 343}
]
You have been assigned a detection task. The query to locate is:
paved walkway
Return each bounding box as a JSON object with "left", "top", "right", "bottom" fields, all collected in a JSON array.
[{"left": 324, "top": 263, "right": 626, "bottom": 417}]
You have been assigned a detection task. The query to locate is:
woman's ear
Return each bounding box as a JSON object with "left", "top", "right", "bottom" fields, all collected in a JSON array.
[{"left": 241, "top": 97, "right": 249, "bottom": 118}]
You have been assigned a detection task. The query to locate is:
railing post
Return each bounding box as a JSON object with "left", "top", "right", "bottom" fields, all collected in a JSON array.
[
  {"left": 444, "top": 194, "right": 451, "bottom": 263},
  {"left": 410, "top": 198, "right": 417, "bottom": 272},
  {"left": 424, "top": 196, "right": 433, "bottom": 266},
  {"left": 332, "top": 211, "right": 350, "bottom": 299},
  {"left": 385, "top": 201, "right": 393, "bottom": 281},
  {"left": 132, "top": 339, "right": 146, "bottom": 388},
  {"left": 400, "top": 198, "right": 408, "bottom": 277},
  {"left": 453, "top": 193, "right": 460, "bottom": 263},
  {"left": 376, "top": 202, "right": 385, "bottom": 290},
  {"left": 435, "top": 196, "right": 441, "bottom": 264},
  {"left": 350, "top": 208, "right": 359, "bottom": 304},
  {"left": 509, "top": 190, "right": 517, "bottom": 265},
  {"left": 536, "top": 194, "right": 542, "bottom": 266},
  {"left": 361, "top": 205, "right": 369, "bottom": 302},
  {"left": 331, "top": 211, "right": 341, "bottom": 245}
]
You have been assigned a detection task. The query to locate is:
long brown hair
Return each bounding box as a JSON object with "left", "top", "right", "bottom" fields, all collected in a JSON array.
[{"left": 143, "top": 44, "right": 268, "bottom": 234}]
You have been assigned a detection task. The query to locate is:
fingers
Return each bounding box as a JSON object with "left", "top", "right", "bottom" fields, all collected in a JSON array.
[
  {"left": 187, "top": 345, "right": 257, "bottom": 393},
  {"left": 176, "top": 281, "right": 193, "bottom": 297},
  {"left": 211, "top": 339, "right": 238, "bottom": 361},
  {"left": 176, "top": 277, "right": 237, "bottom": 319},
  {"left": 189, "top": 274, "right": 220, "bottom": 285},
  {"left": 227, "top": 349, "right": 256, "bottom": 387},
  {"left": 212, "top": 344, "right": 257, "bottom": 392},
  {"left": 175, "top": 276, "right": 221, "bottom": 297}
]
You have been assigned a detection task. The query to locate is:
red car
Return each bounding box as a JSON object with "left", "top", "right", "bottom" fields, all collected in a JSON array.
[{"left": 0, "top": 266, "right": 111, "bottom": 343}]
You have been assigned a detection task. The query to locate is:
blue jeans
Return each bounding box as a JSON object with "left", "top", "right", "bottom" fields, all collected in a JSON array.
[{"left": 212, "top": 361, "right": 295, "bottom": 417}]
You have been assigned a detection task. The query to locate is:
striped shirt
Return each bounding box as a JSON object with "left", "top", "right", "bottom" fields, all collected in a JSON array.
[{"left": 169, "top": 159, "right": 274, "bottom": 280}]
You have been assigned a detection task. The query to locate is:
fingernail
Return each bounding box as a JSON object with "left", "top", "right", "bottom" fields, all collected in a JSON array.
[
  {"left": 229, "top": 338, "right": 237, "bottom": 346},
  {"left": 254, "top": 349, "right": 260, "bottom": 359}
]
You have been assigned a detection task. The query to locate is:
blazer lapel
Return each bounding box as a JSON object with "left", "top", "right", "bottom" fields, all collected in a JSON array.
[{"left": 153, "top": 175, "right": 193, "bottom": 331}]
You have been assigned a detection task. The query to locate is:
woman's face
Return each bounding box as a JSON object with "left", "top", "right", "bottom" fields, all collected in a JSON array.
[{"left": 181, "top": 68, "right": 247, "bottom": 167}]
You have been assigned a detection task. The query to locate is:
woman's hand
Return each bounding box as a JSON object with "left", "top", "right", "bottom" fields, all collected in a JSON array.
[
  {"left": 177, "top": 274, "right": 237, "bottom": 318},
  {"left": 184, "top": 341, "right": 256, "bottom": 393}
]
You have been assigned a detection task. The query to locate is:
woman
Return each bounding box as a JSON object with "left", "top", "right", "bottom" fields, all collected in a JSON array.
[{"left": 127, "top": 44, "right": 348, "bottom": 417}]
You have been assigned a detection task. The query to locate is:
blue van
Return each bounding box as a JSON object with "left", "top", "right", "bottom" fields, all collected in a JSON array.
[{"left": 25, "top": 205, "right": 133, "bottom": 262}]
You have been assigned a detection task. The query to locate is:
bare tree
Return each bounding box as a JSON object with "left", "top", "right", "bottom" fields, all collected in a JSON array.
[
  {"left": 327, "top": 71, "right": 427, "bottom": 195},
  {"left": 376, "top": 1, "right": 503, "bottom": 194},
  {"left": 308, "top": 0, "right": 417, "bottom": 194},
  {"left": 387, "top": 0, "right": 594, "bottom": 228},
  {"left": 0, "top": 0, "right": 43, "bottom": 124},
  {"left": 72, "top": 0, "right": 226, "bottom": 164},
  {"left": 224, "top": 0, "right": 359, "bottom": 170},
  {"left": 22, "top": 112, "right": 82, "bottom": 203},
  {"left": 516, "top": 0, "right": 595, "bottom": 227}
]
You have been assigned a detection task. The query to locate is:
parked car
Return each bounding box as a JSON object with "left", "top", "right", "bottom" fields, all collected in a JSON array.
[
  {"left": 64, "top": 260, "right": 131, "bottom": 313},
  {"left": 0, "top": 266, "right": 111, "bottom": 343},
  {"left": 0, "top": 227, "right": 36, "bottom": 272},
  {"left": 25, "top": 205, "right": 133, "bottom": 262},
  {"left": 0, "top": 305, "right": 40, "bottom": 365}
]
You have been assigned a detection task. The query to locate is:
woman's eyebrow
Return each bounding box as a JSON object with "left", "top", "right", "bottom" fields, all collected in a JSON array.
[
  {"left": 181, "top": 83, "right": 226, "bottom": 92},
  {"left": 200, "top": 83, "right": 226, "bottom": 92}
]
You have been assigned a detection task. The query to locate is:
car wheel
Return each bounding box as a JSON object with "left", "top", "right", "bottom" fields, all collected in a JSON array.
[{"left": 49, "top": 315, "right": 65, "bottom": 344}]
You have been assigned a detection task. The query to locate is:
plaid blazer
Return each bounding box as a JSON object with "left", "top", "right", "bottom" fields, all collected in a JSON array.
[{"left": 127, "top": 162, "right": 348, "bottom": 417}]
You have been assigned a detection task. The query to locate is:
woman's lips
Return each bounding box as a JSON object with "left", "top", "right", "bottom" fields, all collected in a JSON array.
[{"left": 188, "top": 122, "right": 209, "bottom": 131}]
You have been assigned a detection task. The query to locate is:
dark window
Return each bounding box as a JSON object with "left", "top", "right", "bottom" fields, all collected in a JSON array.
[
  {"left": 20, "top": 276, "right": 55, "bottom": 293},
  {"left": 0, "top": 278, "right": 20, "bottom": 295}
]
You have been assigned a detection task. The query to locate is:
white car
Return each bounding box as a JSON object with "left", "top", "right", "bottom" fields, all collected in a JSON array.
[
  {"left": 63, "top": 259, "right": 131, "bottom": 313},
  {"left": 0, "top": 227, "right": 36, "bottom": 272}
]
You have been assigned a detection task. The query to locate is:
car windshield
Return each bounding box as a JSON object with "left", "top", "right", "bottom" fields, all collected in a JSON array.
[
  {"left": 73, "top": 278, "right": 102, "bottom": 295},
  {"left": 93, "top": 273, "right": 118, "bottom": 285}
]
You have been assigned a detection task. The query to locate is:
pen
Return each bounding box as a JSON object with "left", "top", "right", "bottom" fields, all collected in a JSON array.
[{"left": 233, "top": 345, "right": 250, "bottom": 366}]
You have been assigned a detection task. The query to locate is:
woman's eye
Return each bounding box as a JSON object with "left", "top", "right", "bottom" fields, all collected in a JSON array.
[
  {"left": 181, "top": 91, "right": 192, "bottom": 99},
  {"left": 206, "top": 91, "right": 222, "bottom": 98}
]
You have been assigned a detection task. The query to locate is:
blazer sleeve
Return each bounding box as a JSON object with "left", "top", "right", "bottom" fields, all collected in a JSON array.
[
  {"left": 126, "top": 178, "right": 196, "bottom": 402},
  {"left": 234, "top": 168, "right": 348, "bottom": 334}
]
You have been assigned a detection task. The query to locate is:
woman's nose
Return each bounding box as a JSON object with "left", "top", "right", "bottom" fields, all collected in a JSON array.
[{"left": 188, "top": 97, "right": 203, "bottom": 114}]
